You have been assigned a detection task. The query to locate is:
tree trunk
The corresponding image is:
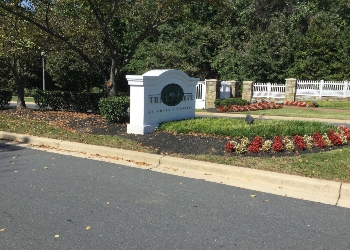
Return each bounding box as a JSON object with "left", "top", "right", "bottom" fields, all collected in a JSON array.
[
  {"left": 16, "top": 80, "right": 26, "bottom": 109},
  {"left": 108, "top": 56, "right": 118, "bottom": 96}
]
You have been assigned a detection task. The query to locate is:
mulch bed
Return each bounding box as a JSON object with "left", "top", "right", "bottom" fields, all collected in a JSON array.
[{"left": 1, "top": 108, "right": 348, "bottom": 157}]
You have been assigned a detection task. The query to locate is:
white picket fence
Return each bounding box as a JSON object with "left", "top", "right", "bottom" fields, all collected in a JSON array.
[
  {"left": 296, "top": 80, "right": 350, "bottom": 97},
  {"left": 252, "top": 82, "right": 285, "bottom": 99},
  {"left": 252, "top": 80, "right": 350, "bottom": 99}
]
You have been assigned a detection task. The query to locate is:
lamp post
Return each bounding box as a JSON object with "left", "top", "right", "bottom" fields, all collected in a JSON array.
[{"left": 41, "top": 51, "right": 46, "bottom": 91}]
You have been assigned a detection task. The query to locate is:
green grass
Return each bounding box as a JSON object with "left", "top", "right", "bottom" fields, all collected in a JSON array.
[
  {"left": 11, "top": 96, "right": 34, "bottom": 103},
  {"left": 158, "top": 117, "right": 336, "bottom": 138},
  {"left": 0, "top": 114, "right": 149, "bottom": 152},
  {"left": 316, "top": 101, "right": 350, "bottom": 108},
  {"left": 233, "top": 107, "right": 350, "bottom": 120}
]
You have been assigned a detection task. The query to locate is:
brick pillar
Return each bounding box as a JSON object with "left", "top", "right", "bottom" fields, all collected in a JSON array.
[
  {"left": 242, "top": 81, "right": 253, "bottom": 102},
  {"left": 285, "top": 78, "right": 297, "bottom": 102},
  {"left": 205, "top": 79, "right": 221, "bottom": 109},
  {"left": 226, "top": 80, "right": 240, "bottom": 98}
]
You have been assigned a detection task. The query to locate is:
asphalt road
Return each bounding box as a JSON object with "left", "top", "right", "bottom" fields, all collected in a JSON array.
[{"left": 1, "top": 142, "right": 350, "bottom": 250}]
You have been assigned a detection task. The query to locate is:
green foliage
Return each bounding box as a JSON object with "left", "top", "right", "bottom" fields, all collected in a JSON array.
[
  {"left": 98, "top": 95, "right": 130, "bottom": 123},
  {"left": 214, "top": 98, "right": 250, "bottom": 107},
  {"left": 158, "top": 118, "right": 336, "bottom": 139},
  {"left": 46, "top": 53, "right": 105, "bottom": 92},
  {"left": 0, "top": 89, "right": 12, "bottom": 109},
  {"left": 33, "top": 90, "right": 104, "bottom": 112},
  {"left": 2, "top": 0, "right": 350, "bottom": 88}
]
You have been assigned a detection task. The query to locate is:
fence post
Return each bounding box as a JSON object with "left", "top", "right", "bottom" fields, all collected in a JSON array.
[
  {"left": 319, "top": 80, "right": 324, "bottom": 98},
  {"left": 284, "top": 78, "right": 297, "bottom": 103},
  {"left": 267, "top": 82, "right": 271, "bottom": 98},
  {"left": 205, "top": 79, "right": 221, "bottom": 109},
  {"left": 242, "top": 81, "right": 254, "bottom": 102},
  {"left": 226, "top": 80, "right": 239, "bottom": 98},
  {"left": 344, "top": 81, "right": 348, "bottom": 97}
]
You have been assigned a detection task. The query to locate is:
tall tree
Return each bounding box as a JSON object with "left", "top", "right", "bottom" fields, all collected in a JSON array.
[
  {"left": 0, "top": 0, "right": 213, "bottom": 95},
  {"left": 0, "top": 9, "right": 42, "bottom": 108}
]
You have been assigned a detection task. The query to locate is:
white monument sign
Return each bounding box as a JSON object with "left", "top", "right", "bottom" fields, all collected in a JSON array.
[{"left": 127, "top": 69, "right": 199, "bottom": 135}]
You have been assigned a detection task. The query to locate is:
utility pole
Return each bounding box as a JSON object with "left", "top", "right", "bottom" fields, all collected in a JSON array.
[{"left": 41, "top": 51, "right": 46, "bottom": 91}]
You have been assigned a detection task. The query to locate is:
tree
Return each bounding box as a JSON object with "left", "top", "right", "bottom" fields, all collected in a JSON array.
[
  {"left": 46, "top": 51, "right": 104, "bottom": 92},
  {"left": 0, "top": 0, "right": 214, "bottom": 95},
  {"left": 128, "top": 1, "right": 230, "bottom": 80},
  {"left": 0, "top": 9, "right": 42, "bottom": 108}
]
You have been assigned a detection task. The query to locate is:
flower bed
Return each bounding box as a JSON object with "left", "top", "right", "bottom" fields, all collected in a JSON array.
[
  {"left": 284, "top": 101, "right": 317, "bottom": 107},
  {"left": 218, "top": 102, "right": 283, "bottom": 113},
  {"left": 224, "top": 126, "right": 350, "bottom": 154}
]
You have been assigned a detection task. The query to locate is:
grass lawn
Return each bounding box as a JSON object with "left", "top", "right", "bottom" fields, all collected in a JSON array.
[
  {"left": 235, "top": 107, "right": 350, "bottom": 120},
  {"left": 11, "top": 96, "right": 35, "bottom": 103}
]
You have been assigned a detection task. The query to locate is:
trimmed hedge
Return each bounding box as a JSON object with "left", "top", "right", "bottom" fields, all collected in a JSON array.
[
  {"left": 214, "top": 98, "right": 250, "bottom": 107},
  {"left": 98, "top": 95, "right": 130, "bottom": 123},
  {"left": 33, "top": 90, "right": 105, "bottom": 113},
  {"left": 0, "top": 89, "right": 12, "bottom": 109}
]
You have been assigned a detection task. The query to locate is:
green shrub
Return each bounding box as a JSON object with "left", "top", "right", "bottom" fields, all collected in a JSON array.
[
  {"left": 99, "top": 95, "right": 130, "bottom": 123},
  {"left": 89, "top": 93, "right": 105, "bottom": 113},
  {"left": 32, "top": 90, "right": 47, "bottom": 109},
  {"left": 158, "top": 117, "right": 336, "bottom": 139},
  {"left": 0, "top": 89, "right": 12, "bottom": 109},
  {"left": 33, "top": 90, "right": 105, "bottom": 112},
  {"left": 214, "top": 98, "right": 250, "bottom": 107}
]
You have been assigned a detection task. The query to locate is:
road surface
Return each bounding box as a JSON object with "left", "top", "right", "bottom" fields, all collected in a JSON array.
[{"left": 1, "top": 141, "right": 350, "bottom": 249}]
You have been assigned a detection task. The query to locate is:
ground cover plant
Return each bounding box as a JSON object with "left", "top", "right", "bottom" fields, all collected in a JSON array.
[
  {"left": 284, "top": 101, "right": 317, "bottom": 107},
  {"left": 217, "top": 101, "right": 282, "bottom": 113},
  {"left": 158, "top": 117, "right": 336, "bottom": 138},
  {"left": 0, "top": 108, "right": 350, "bottom": 183}
]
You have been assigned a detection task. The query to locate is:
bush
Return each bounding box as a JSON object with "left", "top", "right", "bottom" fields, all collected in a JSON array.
[
  {"left": 214, "top": 98, "right": 250, "bottom": 107},
  {"left": 99, "top": 95, "right": 130, "bottom": 123},
  {"left": 33, "top": 90, "right": 105, "bottom": 112},
  {"left": 0, "top": 89, "right": 12, "bottom": 109}
]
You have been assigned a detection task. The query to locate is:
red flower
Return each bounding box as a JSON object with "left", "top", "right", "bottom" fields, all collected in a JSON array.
[
  {"left": 293, "top": 135, "right": 306, "bottom": 150},
  {"left": 272, "top": 136, "right": 284, "bottom": 152},
  {"left": 248, "top": 136, "right": 264, "bottom": 153},
  {"left": 327, "top": 130, "right": 343, "bottom": 146},
  {"left": 312, "top": 132, "right": 325, "bottom": 148},
  {"left": 224, "top": 141, "right": 234, "bottom": 153},
  {"left": 339, "top": 126, "right": 350, "bottom": 142}
]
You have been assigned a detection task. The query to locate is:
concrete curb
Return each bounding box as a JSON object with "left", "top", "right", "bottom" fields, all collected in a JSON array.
[{"left": 1, "top": 131, "right": 349, "bottom": 208}]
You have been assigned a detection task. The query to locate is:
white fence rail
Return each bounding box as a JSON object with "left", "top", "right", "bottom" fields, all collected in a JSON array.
[
  {"left": 296, "top": 80, "right": 350, "bottom": 97},
  {"left": 253, "top": 83, "right": 285, "bottom": 99}
]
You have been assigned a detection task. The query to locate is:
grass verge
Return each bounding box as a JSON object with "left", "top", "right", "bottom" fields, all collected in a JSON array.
[
  {"left": 0, "top": 114, "right": 148, "bottom": 152},
  {"left": 233, "top": 106, "right": 350, "bottom": 120},
  {"left": 11, "top": 96, "right": 35, "bottom": 103},
  {"left": 1, "top": 113, "right": 349, "bottom": 183}
]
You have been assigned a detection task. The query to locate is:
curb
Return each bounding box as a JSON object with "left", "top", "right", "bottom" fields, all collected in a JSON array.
[{"left": 1, "top": 131, "right": 349, "bottom": 208}]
